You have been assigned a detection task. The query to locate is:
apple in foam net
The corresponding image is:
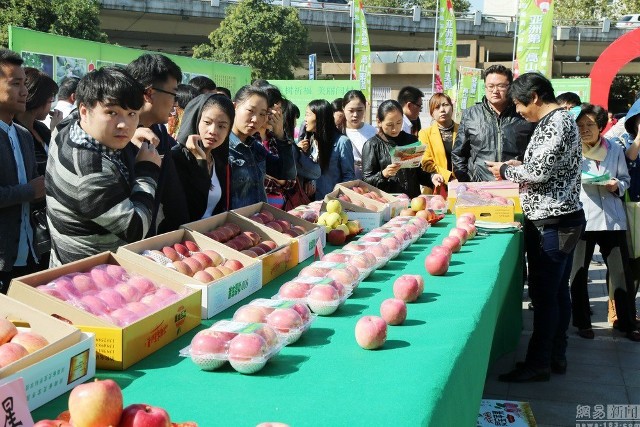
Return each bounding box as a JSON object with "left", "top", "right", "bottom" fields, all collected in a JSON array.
[
  {"left": 425, "top": 252, "right": 450, "bottom": 276},
  {"left": 190, "top": 329, "right": 234, "bottom": 355},
  {"left": 71, "top": 274, "right": 97, "bottom": 294},
  {"left": 80, "top": 295, "right": 110, "bottom": 316},
  {"left": 442, "top": 236, "right": 462, "bottom": 253},
  {"left": 109, "top": 308, "right": 139, "bottom": 327},
  {"left": 266, "top": 308, "right": 303, "bottom": 333},
  {"left": 37, "top": 286, "right": 65, "bottom": 300},
  {"left": 0, "top": 342, "right": 29, "bottom": 367},
  {"left": 127, "top": 276, "right": 157, "bottom": 296},
  {"left": 233, "top": 305, "right": 269, "bottom": 323},
  {"left": 393, "top": 275, "right": 422, "bottom": 302},
  {"left": 0, "top": 319, "right": 18, "bottom": 345},
  {"left": 126, "top": 302, "right": 151, "bottom": 317},
  {"left": 115, "top": 283, "right": 142, "bottom": 303},
  {"left": 228, "top": 333, "right": 267, "bottom": 362},
  {"left": 278, "top": 282, "right": 312, "bottom": 299},
  {"left": 290, "top": 302, "right": 311, "bottom": 323},
  {"left": 10, "top": 331, "right": 49, "bottom": 354},
  {"left": 140, "top": 294, "right": 166, "bottom": 309},
  {"left": 119, "top": 403, "right": 171, "bottom": 427},
  {"left": 68, "top": 379, "right": 123, "bottom": 427},
  {"left": 96, "top": 289, "right": 126, "bottom": 310},
  {"left": 354, "top": 316, "right": 387, "bottom": 350},
  {"left": 90, "top": 268, "right": 116, "bottom": 289},
  {"left": 155, "top": 287, "right": 178, "bottom": 301},
  {"left": 380, "top": 298, "right": 407, "bottom": 325},
  {"left": 308, "top": 284, "right": 339, "bottom": 302}
]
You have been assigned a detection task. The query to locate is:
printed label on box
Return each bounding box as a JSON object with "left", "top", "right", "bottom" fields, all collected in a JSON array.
[
  {"left": 67, "top": 348, "right": 90, "bottom": 384},
  {"left": 0, "top": 378, "right": 33, "bottom": 427}
]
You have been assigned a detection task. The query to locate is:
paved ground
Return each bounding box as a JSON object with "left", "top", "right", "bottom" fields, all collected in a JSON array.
[{"left": 483, "top": 251, "right": 640, "bottom": 427}]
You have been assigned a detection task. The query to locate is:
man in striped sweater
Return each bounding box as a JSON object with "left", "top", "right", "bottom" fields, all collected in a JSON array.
[{"left": 45, "top": 67, "right": 162, "bottom": 266}]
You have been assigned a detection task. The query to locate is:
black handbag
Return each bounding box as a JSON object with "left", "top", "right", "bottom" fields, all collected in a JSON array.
[{"left": 31, "top": 206, "right": 51, "bottom": 258}]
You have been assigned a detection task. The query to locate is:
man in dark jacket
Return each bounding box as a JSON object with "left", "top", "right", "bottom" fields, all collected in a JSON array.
[{"left": 451, "top": 65, "right": 535, "bottom": 182}]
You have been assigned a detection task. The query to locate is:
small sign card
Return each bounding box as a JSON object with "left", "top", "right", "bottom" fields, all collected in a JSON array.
[
  {"left": 0, "top": 377, "right": 34, "bottom": 427},
  {"left": 477, "top": 399, "right": 536, "bottom": 426}
]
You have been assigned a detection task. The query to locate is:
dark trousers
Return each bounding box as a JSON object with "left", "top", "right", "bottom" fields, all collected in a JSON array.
[
  {"left": 0, "top": 252, "right": 40, "bottom": 294},
  {"left": 570, "top": 230, "right": 636, "bottom": 332},
  {"left": 524, "top": 213, "right": 585, "bottom": 369}
]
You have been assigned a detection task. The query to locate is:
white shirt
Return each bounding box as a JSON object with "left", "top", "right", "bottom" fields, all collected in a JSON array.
[
  {"left": 402, "top": 114, "right": 413, "bottom": 134},
  {"left": 346, "top": 123, "right": 376, "bottom": 179},
  {"left": 40, "top": 100, "right": 75, "bottom": 128},
  {"left": 202, "top": 163, "right": 222, "bottom": 218}
]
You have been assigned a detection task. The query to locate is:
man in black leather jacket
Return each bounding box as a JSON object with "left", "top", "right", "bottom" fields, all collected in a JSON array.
[{"left": 451, "top": 65, "right": 535, "bottom": 182}]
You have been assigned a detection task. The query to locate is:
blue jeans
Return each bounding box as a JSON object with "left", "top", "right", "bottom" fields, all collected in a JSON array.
[{"left": 524, "top": 212, "right": 585, "bottom": 369}]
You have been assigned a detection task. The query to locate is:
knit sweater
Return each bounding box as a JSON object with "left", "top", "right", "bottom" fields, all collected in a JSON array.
[{"left": 45, "top": 121, "right": 160, "bottom": 266}]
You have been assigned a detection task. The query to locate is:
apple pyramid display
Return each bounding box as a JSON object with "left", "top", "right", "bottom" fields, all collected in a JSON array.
[{"left": 316, "top": 199, "right": 362, "bottom": 245}]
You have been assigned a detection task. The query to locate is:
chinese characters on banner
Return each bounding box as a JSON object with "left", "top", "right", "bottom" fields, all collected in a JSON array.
[
  {"left": 353, "top": 0, "right": 371, "bottom": 103},
  {"left": 514, "top": 0, "right": 554, "bottom": 77},
  {"left": 455, "top": 67, "right": 482, "bottom": 121},
  {"left": 436, "top": 0, "right": 457, "bottom": 99}
]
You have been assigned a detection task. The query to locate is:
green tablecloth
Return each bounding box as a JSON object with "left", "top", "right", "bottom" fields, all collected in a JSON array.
[{"left": 32, "top": 216, "right": 523, "bottom": 426}]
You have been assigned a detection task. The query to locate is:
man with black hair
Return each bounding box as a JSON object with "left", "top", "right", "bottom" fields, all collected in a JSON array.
[
  {"left": 556, "top": 91, "right": 581, "bottom": 110},
  {"left": 124, "top": 54, "right": 189, "bottom": 235},
  {"left": 452, "top": 65, "right": 535, "bottom": 182},
  {"left": 188, "top": 75, "right": 216, "bottom": 94},
  {"left": 45, "top": 67, "right": 161, "bottom": 266},
  {"left": 0, "top": 49, "right": 42, "bottom": 293},
  {"left": 397, "top": 86, "right": 424, "bottom": 136}
]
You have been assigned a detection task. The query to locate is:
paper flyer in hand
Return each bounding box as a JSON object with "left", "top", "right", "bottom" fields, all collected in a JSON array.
[
  {"left": 581, "top": 171, "right": 611, "bottom": 185},
  {"left": 389, "top": 142, "right": 426, "bottom": 169}
]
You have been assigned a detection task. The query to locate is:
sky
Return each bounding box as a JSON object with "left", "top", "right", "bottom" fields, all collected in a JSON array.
[{"left": 469, "top": 0, "right": 483, "bottom": 12}]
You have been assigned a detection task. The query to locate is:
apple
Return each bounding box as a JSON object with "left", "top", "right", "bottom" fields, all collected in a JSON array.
[
  {"left": 37, "top": 286, "right": 65, "bottom": 300},
  {"left": 308, "top": 284, "right": 339, "bottom": 302},
  {"left": 410, "top": 197, "right": 426, "bottom": 212},
  {"left": 430, "top": 245, "right": 452, "bottom": 260},
  {"left": 109, "top": 308, "right": 138, "bottom": 327},
  {"left": 190, "top": 329, "right": 234, "bottom": 355},
  {"left": 327, "top": 268, "right": 357, "bottom": 288},
  {"left": 115, "top": 283, "right": 142, "bottom": 303},
  {"left": 266, "top": 308, "right": 303, "bottom": 333},
  {"left": 172, "top": 260, "right": 194, "bottom": 277},
  {"left": 173, "top": 243, "right": 190, "bottom": 257},
  {"left": 34, "top": 421, "right": 71, "bottom": 427},
  {"left": 0, "top": 342, "right": 29, "bottom": 367},
  {"left": 327, "top": 229, "right": 347, "bottom": 245},
  {"left": 441, "top": 235, "right": 462, "bottom": 253},
  {"left": 290, "top": 302, "right": 311, "bottom": 323},
  {"left": 201, "top": 250, "right": 224, "bottom": 267},
  {"left": 228, "top": 333, "right": 267, "bottom": 362},
  {"left": 71, "top": 274, "right": 97, "bottom": 294},
  {"left": 460, "top": 212, "right": 476, "bottom": 223},
  {"left": 449, "top": 227, "right": 469, "bottom": 244},
  {"left": 223, "top": 259, "right": 244, "bottom": 271},
  {"left": 243, "top": 231, "right": 261, "bottom": 246},
  {"left": 380, "top": 298, "right": 407, "bottom": 325},
  {"left": 460, "top": 222, "right": 477, "bottom": 239},
  {"left": 120, "top": 404, "right": 171, "bottom": 427},
  {"left": 90, "top": 268, "right": 117, "bottom": 289},
  {"left": 127, "top": 277, "right": 157, "bottom": 295},
  {"left": 161, "top": 246, "right": 181, "bottom": 262},
  {"left": 191, "top": 252, "right": 214, "bottom": 269},
  {"left": 68, "top": 379, "right": 123, "bottom": 427},
  {"left": 393, "top": 275, "right": 421, "bottom": 302},
  {"left": 411, "top": 275, "right": 425, "bottom": 294},
  {"left": 183, "top": 257, "right": 204, "bottom": 274},
  {"left": 425, "top": 253, "right": 450, "bottom": 276},
  {"left": 80, "top": 295, "right": 110, "bottom": 316},
  {"left": 217, "top": 265, "right": 234, "bottom": 276},
  {"left": 155, "top": 287, "right": 179, "bottom": 301},
  {"left": 322, "top": 253, "right": 350, "bottom": 263},
  {"left": 184, "top": 240, "right": 200, "bottom": 252},
  {"left": 204, "top": 266, "right": 225, "bottom": 280},
  {"left": 354, "top": 316, "right": 387, "bottom": 349},
  {"left": 278, "top": 282, "right": 312, "bottom": 299},
  {"left": 125, "top": 302, "right": 150, "bottom": 317},
  {"left": 0, "top": 318, "right": 17, "bottom": 345},
  {"left": 399, "top": 208, "right": 415, "bottom": 216},
  {"left": 299, "top": 266, "right": 330, "bottom": 278},
  {"left": 193, "top": 270, "right": 214, "bottom": 283},
  {"left": 233, "top": 305, "right": 269, "bottom": 323}
]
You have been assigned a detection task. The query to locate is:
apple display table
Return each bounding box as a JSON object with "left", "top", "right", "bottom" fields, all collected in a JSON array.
[{"left": 32, "top": 216, "right": 523, "bottom": 426}]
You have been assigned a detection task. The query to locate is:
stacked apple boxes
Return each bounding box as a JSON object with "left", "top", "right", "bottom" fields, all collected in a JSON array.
[
  {"left": 0, "top": 294, "right": 96, "bottom": 410},
  {"left": 316, "top": 199, "right": 363, "bottom": 245},
  {"left": 234, "top": 202, "right": 326, "bottom": 263},
  {"left": 8, "top": 252, "right": 201, "bottom": 370}
]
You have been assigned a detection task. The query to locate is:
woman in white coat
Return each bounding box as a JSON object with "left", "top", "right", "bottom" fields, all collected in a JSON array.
[{"left": 570, "top": 103, "right": 640, "bottom": 341}]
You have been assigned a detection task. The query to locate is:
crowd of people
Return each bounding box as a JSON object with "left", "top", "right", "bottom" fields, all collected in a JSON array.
[{"left": 1, "top": 47, "right": 639, "bottom": 383}]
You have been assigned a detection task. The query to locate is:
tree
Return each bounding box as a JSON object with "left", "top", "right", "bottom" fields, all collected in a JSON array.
[
  {"left": 363, "top": 0, "right": 471, "bottom": 14},
  {"left": 0, "top": 0, "right": 106, "bottom": 48},
  {"left": 193, "top": 0, "right": 308, "bottom": 80},
  {"left": 554, "top": 0, "right": 614, "bottom": 22}
]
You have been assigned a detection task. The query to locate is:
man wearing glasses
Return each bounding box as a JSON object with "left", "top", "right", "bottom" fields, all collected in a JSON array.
[
  {"left": 451, "top": 65, "right": 535, "bottom": 182},
  {"left": 122, "top": 54, "right": 189, "bottom": 235},
  {"left": 398, "top": 86, "right": 424, "bottom": 137}
]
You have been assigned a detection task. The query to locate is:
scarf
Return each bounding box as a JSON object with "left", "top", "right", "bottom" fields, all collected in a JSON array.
[
  {"left": 70, "top": 121, "right": 129, "bottom": 181},
  {"left": 582, "top": 136, "right": 607, "bottom": 162}
]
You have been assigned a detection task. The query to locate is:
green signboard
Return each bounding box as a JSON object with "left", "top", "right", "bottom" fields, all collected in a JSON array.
[
  {"left": 9, "top": 26, "right": 251, "bottom": 94},
  {"left": 270, "top": 79, "right": 360, "bottom": 115},
  {"left": 551, "top": 78, "right": 591, "bottom": 103}
]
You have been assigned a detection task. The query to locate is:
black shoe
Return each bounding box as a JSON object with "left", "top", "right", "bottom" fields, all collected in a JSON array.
[
  {"left": 516, "top": 360, "right": 566, "bottom": 375},
  {"left": 577, "top": 328, "right": 595, "bottom": 339},
  {"left": 626, "top": 330, "right": 640, "bottom": 342},
  {"left": 498, "top": 366, "right": 550, "bottom": 383},
  {"left": 528, "top": 302, "right": 534, "bottom": 310}
]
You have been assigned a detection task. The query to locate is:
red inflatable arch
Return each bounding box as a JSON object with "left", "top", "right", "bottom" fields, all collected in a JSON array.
[{"left": 589, "top": 28, "right": 640, "bottom": 110}]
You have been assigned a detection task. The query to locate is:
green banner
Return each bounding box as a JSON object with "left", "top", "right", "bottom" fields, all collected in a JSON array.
[
  {"left": 270, "top": 80, "right": 359, "bottom": 115},
  {"left": 551, "top": 78, "right": 591, "bottom": 102},
  {"left": 436, "top": 0, "right": 457, "bottom": 99},
  {"left": 455, "top": 67, "right": 482, "bottom": 121},
  {"left": 515, "top": 0, "right": 554, "bottom": 77},
  {"left": 8, "top": 26, "right": 251, "bottom": 94},
  {"left": 353, "top": 1, "right": 371, "bottom": 102}
]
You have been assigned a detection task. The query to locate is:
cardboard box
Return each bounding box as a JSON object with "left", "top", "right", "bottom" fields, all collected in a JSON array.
[
  {"left": 323, "top": 189, "right": 385, "bottom": 232},
  {"left": 455, "top": 204, "right": 515, "bottom": 223},
  {"left": 118, "top": 229, "right": 262, "bottom": 319},
  {"left": 182, "top": 212, "right": 297, "bottom": 286},
  {"left": 8, "top": 252, "right": 201, "bottom": 370},
  {"left": 335, "top": 180, "right": 408, "bottom": 220},
  {"left": 234, "top": 202, "right": 325, "bottom": 262},
  {"left": 1, "top": 332, "right": 95, "bottom": 410},
  {"left": 448, "top": 181, "right": 522, "bottom": 213}
]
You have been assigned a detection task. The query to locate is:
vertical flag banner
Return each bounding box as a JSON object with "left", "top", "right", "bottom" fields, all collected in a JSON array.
[
  {"left": 436, "top": 0, "right": 457, "bottom": 99},
  {"left": 514, "top": 0, "right": 554, "bottom": 77},
  {"left": 455, "top": 67, "right": 482, "bottom": 121},
  {"left": 353, "top": 1, "right": 371, "bottom": 103}
]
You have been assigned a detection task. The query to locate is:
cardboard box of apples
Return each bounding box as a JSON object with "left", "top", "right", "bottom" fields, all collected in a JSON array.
[
  {"left": 397, "top": 195, "right": 447, "bottom": 224},
  {"left": 33, "top": 378, "right": 197, "bottom": 426},
  {"left": 117, "top": 229, "right": 263, "bottom": 319},
  {"left": 448, "top": 181, "right": 521, "bottom": 213},
  {"left": 182, "top": 212, "right": 298, "bottom": 285},
  {"left": 8, "top": 253, "right": 201, "bottom": 370},
  {"left": 334, "top": 180, "right": 408, "bottom": 220},
  {"left": 234, "top": 202, "right": 326, "bottom": 262},
  {"left": 316, "top": 199, "right": 363, "bottom": 245},
  {"left": 323, "top": 189, "right": 385, "bottom": 232}
]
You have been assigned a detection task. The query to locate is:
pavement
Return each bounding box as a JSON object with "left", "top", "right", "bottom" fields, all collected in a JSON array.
[{"left": 483, "top": 250, "right": 640, "bottom": 427}]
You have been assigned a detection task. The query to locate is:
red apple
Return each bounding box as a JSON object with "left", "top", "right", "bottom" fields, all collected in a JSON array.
[
  {"left": 399, "top": 208, "right": 416, "bottom": 216},
  {"left": 278, "top": 282, "right": 312, "bottom": 299},
  {"left": 119, "top": 403, "right": 171, "bottom": 427},
  {"left": 0, "top": 342, "right": 29, "bottom": 367},
  {"left": 193, "top": 270, "right": 214, "bottom": 283},
  {"left": 460, "top": 212, "right": 476, "bottom": 223},
  {"left": 223, "top": 259, "right": 244, "bottom": 271},
  {"left": 430, "top": 245, "right": 452, "bottom": 260},
  {"left": 172, "top": 260, "right": 194, "bottom": 277},
  {"left": 354, "top": 316, "right": 387, "bottom": 349},
  {"left": 173, "top": 243, "right": 190, "bottom": 257},
  {"left": 380, "top": 298, "right": 407, "bottom": 325},
  {"left": 183, "top": 257, "right": 203, "bottom": 274},
  {"left": 161, "top": 246, "right": 181, "bottom": 262},
  {"left": 228, "top": 333, "right": 267, "bottom": 361},
  {"left": 449, "top": 227, "right": 469, "bottom": 244},
  {"left": 393, "top": 275, "right": 421, "bottom": 302},
  {"left": 68, "top": 379, "right": 123, "bottom": 427},
  {"left": 184, "top": 240, "right": 200, "bottom": 252},
  {"left": 411, "top": 275, "right": 425, "bottom": 294},
  {"left": 425, "top": 253, "right": 450, "bottom": 276},
  {"left": 190, "top": 329, "right": 234, "bottom": 355},
  {"left": 442, "top": 236, "right": 462, "bottom": 253},
  {"left": 266, "top": 308, "right": 303, "bottom": 333},
  {"left": 0, "top": 318, "right": 17, "bottom": 345},
  {"left": 327, "top": 229, "right": 347, "bottom": 245},
  {"left": 191, "top": 252, "right": 214, "bottom": 269},
  {"left": 201, "top": 250, "right": 224, "bottom": 267},
  {"left": 233, "top": 305, "right": 269, "bottom": 323},
  {"left": 34, "top": 421, "right": 72, "bottom": 427},
  {"left": 266, "top": 221, "right": 283, "bottom": 232}
]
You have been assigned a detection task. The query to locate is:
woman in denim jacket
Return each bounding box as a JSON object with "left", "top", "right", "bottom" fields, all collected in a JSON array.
[
  {"left": 229, "top": 85, "right": 279, "bottom": 209},
  {"left": 302, "top": 99, "right": 355, "bottom": 200}
]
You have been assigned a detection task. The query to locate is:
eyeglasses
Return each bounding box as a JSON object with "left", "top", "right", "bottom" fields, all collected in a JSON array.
[
  {"left": 485, "top": 84, "right": 509, "bottom": 91},
  {"left": 152, "top": 87, "right": 177, "bottom": 99}
]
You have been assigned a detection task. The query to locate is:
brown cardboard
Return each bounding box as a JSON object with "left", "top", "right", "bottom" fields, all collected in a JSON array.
[
  {"left": 8, "top": 252, "right": 201, "bottom": 370},
  {"left": 335, "top": 179, "right": 407, "bottom": 219}
]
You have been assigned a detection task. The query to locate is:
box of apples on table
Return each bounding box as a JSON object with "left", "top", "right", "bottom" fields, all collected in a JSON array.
[
  {"left": 7, "top": 252, "right": 201, "bottom": 370},
  {"left": 117, "top": 228, "right": 263, "bottom": 319},
  {"left": 234, "top": 202, "right": 326, "bottom": 263},
  {"left": 0, "top": 294, "right": 96, "bottom": 410},
  {"left": 323, "top": 188, "right": 386, "bottom": 232},
  {"left": 447, "top": 181, "right": 521, "bottom": 214},
  {"left": 182, "top": 211, "right": 298, "bottom": 286},
  {"left": 334, "top": 180, "right": 408, "bottom": 220}
]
